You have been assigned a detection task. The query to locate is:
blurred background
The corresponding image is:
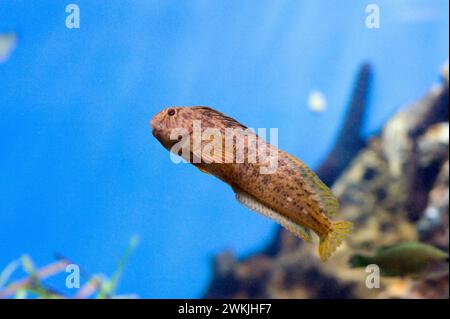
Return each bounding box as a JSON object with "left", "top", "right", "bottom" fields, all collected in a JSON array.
[{"left": 0, "top": 0, "right": 448, "bottom": 298}]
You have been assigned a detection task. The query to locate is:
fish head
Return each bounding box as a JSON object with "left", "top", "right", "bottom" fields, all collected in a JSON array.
[
  {"left": 150, "top": 106, "right": 202, "bottom": 150},
  {"left": 151, "top": 105, "right": 244, "bottom": 152}
]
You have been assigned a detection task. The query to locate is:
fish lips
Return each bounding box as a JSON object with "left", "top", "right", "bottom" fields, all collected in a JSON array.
[
  {"left": 150, "top": 117, "right": 162, "bottom": 138},
  {"left": 151, "top": 128, "right": 159, "bottom": 138}
]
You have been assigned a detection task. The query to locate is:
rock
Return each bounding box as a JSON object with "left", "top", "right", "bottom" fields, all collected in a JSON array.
[{"left": 417, "top": 123, "right": 449, "bottom": 167}]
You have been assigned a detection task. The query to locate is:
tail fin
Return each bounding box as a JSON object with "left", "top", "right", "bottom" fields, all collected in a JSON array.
[{"left": 319, "top": 221, "right": 352, "bottom": 262}]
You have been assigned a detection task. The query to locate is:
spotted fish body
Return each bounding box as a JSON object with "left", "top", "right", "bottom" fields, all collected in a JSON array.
[{"left": 151, "top": 106, "right": 352, "bottom": 261}]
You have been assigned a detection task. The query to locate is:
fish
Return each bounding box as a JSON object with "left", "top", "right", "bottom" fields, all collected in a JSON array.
[
  {"left": 150, "top": 106, "right": 352, "bottom": 262},
  {"left": 349, "top": 242, "right": 449, "bottom": 277}
]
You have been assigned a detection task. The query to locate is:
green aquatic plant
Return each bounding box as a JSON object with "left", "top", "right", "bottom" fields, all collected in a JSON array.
[
  {"left": 97, "top": 235, "right": 140, "bottom": 299},
  {"left": 0, "top": 236, "right": 139, "bottom": 299}
]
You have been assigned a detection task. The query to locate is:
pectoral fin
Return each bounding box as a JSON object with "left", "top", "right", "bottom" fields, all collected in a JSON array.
[{"left": 232, "top": 185, "right": 312, "bottom": 242}]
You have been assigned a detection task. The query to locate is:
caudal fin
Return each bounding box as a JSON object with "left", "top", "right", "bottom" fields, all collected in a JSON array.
[{"left": 319, "top": 221, "right": 352, "bottom": 262}]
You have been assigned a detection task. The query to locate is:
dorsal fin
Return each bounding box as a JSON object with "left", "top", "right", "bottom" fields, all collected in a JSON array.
[
  {"left": 192, "top": 106, "right": 248, "bottom": 130},
  {"left": 285, "top": 154, "right": 339, "bottom": 216}
]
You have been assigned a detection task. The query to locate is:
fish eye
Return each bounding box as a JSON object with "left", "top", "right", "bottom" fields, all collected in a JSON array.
[{"left": 168, "top": 109, "right": 176, "bottom": 116}]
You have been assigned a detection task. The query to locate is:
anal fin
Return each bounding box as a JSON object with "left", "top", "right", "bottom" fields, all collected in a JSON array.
[{"left": 232, "top": 185, "right": 312, "bottom": 242}]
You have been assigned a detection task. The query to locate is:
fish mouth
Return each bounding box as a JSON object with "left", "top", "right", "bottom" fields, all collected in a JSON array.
[
  {"left": 152, "top": 128, "right": 159, "bottom": 138},
  {"left": 150, "top": 117, "right": 161, "bottom": 137},
  {"left": 150, "top": 117, "right": 157, "bottom": 130}
]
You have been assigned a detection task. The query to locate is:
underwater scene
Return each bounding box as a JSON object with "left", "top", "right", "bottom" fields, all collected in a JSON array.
[{"left": 0, "top": 1, "right": 449, "bottom": 300}]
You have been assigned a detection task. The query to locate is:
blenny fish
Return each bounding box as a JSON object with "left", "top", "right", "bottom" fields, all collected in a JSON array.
[{"left": 151, "top": 106, "right": 352, "bottom": 261}]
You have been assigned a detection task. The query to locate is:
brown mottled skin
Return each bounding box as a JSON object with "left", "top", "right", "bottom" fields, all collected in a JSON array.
[
  {"left": 151, "top": 106, "right": 333, "bottom": 238},
  {"left": 208, "top": 157, "right": 332, "bottom": 237}
]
